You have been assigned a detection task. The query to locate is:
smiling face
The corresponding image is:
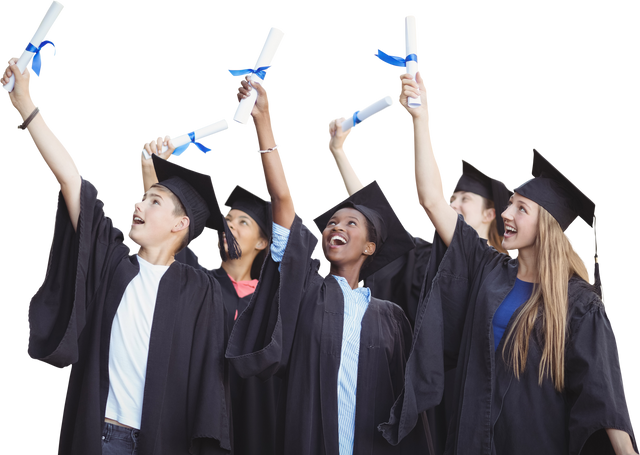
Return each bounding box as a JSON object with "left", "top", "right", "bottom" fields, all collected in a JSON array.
[
  {"left": 321, "top": 207, "right": 376, "bottom": 270},
  {"left": 501, "top": 192, "right": 540, "bottom": 251},
  {"left": 129, "top": 186, "right": 189, "bottom": 251},
  {"left": 450, "top": 191, "right": 496, "bottom": 235},
  {"left": 221, "top": 208, "right": 267, "bottom": 259}
]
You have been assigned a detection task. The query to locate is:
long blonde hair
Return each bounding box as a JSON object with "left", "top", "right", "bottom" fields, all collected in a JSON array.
[{"left": 502, "top": 207, "right": 589, "bottom": 391}]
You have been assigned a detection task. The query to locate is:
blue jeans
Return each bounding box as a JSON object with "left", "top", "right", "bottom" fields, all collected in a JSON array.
[{"left": 102, "top": 422, "right": 139, "bottom": 455}]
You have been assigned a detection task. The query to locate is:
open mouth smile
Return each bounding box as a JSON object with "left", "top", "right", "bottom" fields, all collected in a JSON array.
[{"left": 133, "top": 215, "right": 145, "bottom": 225}]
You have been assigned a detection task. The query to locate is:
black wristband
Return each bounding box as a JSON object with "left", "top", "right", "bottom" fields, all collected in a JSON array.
[{"left": 18, "top": 107, "right": 39, "bottom": 130}]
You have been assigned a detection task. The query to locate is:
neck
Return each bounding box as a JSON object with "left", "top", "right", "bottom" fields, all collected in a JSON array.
[
  {"left": 221, "top": 255, "right": 255, "bottom": 282},
  {"left": 477, "top": 223, "right": 491, "bottom": 241},
  {"left": 516, "top": 246, "right": 538, "bottom": 282},
  {"left": 329, "top": 262, "right": 364, "bottom": 290},
  {"left": 137, "top": 246, "right": 176, "bottom": 266}
]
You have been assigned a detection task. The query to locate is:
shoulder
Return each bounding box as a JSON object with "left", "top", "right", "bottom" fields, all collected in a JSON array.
[
  {"left": 567, "top": 275, "right": 605, "bottom": 324},
  {"left": 568, "top": 276, "right": 603, "bottom": 310},
  {"left": 369, "top": 297, "right": 410, "bottom": 327},
  {"left": 175, "top": 261, "right": 221, "bottom": 290}
]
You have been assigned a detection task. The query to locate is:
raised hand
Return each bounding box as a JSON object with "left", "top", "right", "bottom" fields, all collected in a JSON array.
[
  {"left": 142, "top": 133, "right": 176, "bottom": 160},
  {"left": 399, "top": 72, "right": 428, "bottom": 121},
  {"left": 3, "top": 58, "right": 35, "bottom": 118},
  {"left": 237, "top": 76, "right": 270, "bottom": 120},
  {"left": 329, "top": 118, "right": 351, "bottom": 155}
]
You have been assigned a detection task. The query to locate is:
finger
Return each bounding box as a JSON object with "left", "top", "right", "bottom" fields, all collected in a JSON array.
[
  {"left": 143, "top": 142, "right": 153, "bottom": 155},
  {"left": 166, "top": 139, "right": 176, "bottom": 153},
  {"left": 415, "top": 71, "right": 426, "bottom": 90},
  {"left": 9, "top": 58, "right": 18, "bottom": 66},
  {"left": 251, "top": 79, "right": 265, "bottom": 96},
  {"left": 149, "top": 137, "right": 159, "bottom": 155},
  {"left": 240, "top": 79, "right": 251, "bottom": 90},
  {"left": 238, "top": 86, "right": 251, "bottom": 97},
  {"left": 156, "top": 137, "right": 164, "bottom": 155},
  {"left": 326, "top": 117, "right": 333, "bottom": 136},
  {"left": 149, "top": 140, "right": 158, "bottom": 155}
]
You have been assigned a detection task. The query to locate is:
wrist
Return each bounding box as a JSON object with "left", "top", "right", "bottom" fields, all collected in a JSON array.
[
  {"left": 253, "top": 111, "right": 271, "bottom": 125},
  {"left": 330, "top": 146, "right": 344, "bottom": 156},
  {"left": 16, "top": 99, "right": 37, "bottom": 119}
]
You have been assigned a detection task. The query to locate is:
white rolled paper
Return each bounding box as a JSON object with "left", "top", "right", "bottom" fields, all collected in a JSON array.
[
  {"left": 405, "top": 16, "right": 421, "bottom": 107},
  {"left": 3, "top": 1, "right": 64, "bottom": 93},
  {"left": 341, "top": 96, "right": 393, "bottom": 132},
  {"left": 141, "top": 120, "right": 229, "bottom": 160},
  {"left": 233, "top": 28, "right": 284, "bottom": 125}
]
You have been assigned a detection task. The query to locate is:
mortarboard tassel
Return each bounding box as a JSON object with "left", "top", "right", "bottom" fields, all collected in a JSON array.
[
  {"left": 593, "top": 215, "right": 602, "bottom": 299},
  {"left": 219, "top": 217, "right": 242, "bottom": 261}
]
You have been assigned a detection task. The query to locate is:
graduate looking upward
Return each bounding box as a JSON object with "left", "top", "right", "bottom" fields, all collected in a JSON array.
[
  {"left": 140, "top": 139, "right": 281, "bottom": 455},
  {"left": 327, "top": 118, "right": 511, "bottom": 326},
  {"left": 327, "top": 115, "right": 511, "bottom": 453},
  {"left": 225, "top": 78, "right": 431, "bottom": 454},
  {"left": 2, "top": 59, "right": 232, "bottom": 455},
  {"left": 381, "top": 72, "right": 637, "bottom": 454}
]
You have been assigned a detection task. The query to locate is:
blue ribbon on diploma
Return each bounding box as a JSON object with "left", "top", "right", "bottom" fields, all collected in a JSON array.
[
  {"left": 172, "top": 132, "right": 211, "bottom": 157},
  {"left": 229, "top": 66, "right": 271, "bottom": 80},
  {"left": 375, "top": 50, "right": 417, "bottom": 67},
  {"left": 350, "top": 107, "right": 362, "bottom": 131},
  {"left": 26, "top": 41, "right": 56, "bottom": 76}
]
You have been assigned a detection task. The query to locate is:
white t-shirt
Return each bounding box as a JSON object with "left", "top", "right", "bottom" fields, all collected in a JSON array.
[{"left": 105, "top": 255, "right": 169, "bottom": 429}]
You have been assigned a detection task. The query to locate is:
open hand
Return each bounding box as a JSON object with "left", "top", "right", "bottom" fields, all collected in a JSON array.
[
  {"left": 327, "top": 115, "right": 353, "bottom": 153},
  {"left": 0, "top": 55, "right": 37, "bottom": 120},
  {"left": 396, "top": 71, "right": 431, "bottom": 118},
  {"left": 234, "top": 76, "right": 271, "bottom": 117}
]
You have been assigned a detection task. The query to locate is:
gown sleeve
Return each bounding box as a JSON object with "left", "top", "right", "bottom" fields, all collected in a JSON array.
[
  {"left": 380, "top": 215, "right": 504, "bottom": 445},
  {"left": 28, "top": 179, "right": 129, "bottom": 368},
  {"left": 565, "top": 294, "right": 637, "bottom": 455},
  {"left": 225, "top": 215, "right": 318, "bottom": 380}
]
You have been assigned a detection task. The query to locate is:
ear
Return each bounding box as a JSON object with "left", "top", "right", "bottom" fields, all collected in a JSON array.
[
  {"left": 363, "top": 242, "right": 376, "bottom": 256},
  {"left": 255, "top": 236, "right": 268, "bottom": 251},
  {"left": 172, "top": 216, "right": 190, "bottom": 234},
  {"left": 482, "top": 207, "right": 496, "bottom": 224}
]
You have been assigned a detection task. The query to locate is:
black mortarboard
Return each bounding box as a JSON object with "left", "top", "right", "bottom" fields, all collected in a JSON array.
[
  {"left": 225, "top": 186, "right": 272, "bottom": 239},
  {"left": 454, "top": 161, "right": 513, "bottom": 236},
  {"left": 514, "top": 150, "right": 595, "bottom": 231},
  {"left": 313, "top": 181, "right": 415, "bottom": 281},
  {"left": 152, "top": 155, "right": 240, "bottom": 258}
]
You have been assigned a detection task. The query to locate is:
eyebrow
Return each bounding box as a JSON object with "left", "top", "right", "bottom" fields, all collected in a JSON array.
[
  {"left": 330, "top": 215, "right": 361, "bottom": 223},
  {"left": 227, "top": 214, "right": 252, "bottom": 221},
  {"left": 143, "top": 192, "right": 164, "bottom": 200}
]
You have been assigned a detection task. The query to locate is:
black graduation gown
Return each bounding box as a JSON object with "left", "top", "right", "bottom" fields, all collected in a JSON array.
[
  {"left": 226, "top": 215, "right": 429, "bottom": 454},
  {"left": 383, "top": 215, "right": 637, "bottom": 455},
  {"left": 364, "top": 236, "right": 433, "bottom": 326},
  {"left": 175, "top": 248, "right": 281, "bottom": 455},
  {"left": 364, "top": 236, "right": 446, "bottom": 453},
  {"left": 28, "top": 180, "right": 231, "bottom": 455}
]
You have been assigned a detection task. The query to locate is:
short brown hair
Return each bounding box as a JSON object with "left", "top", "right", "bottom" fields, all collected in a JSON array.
[{"left": 151, "top": 184, "right": 189, "bottom": 252}]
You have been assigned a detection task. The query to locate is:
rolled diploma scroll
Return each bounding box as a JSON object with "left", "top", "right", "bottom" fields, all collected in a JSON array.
[
  {"left": 3, "top": 1, "right": 64, "bottom": 93},
  {"left": 405, "top": 16, "right": 421, "bottom": 107},
  {"left": 340, "top": 96, "right": 393, "bottom": 132},
  {"left": 141, "top": 120, "right": 229, "bottom": 160},
  {"left": 233, "top": 28, "right": 284, "bottom": 125}
]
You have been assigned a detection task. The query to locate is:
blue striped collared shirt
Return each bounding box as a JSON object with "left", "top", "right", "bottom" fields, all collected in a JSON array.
[{"left": 270, "top": 223, "right": 371, "bottom": 455}]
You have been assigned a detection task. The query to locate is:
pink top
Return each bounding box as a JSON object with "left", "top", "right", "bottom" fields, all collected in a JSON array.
[{"left": 228, "top": 275, "right": 258, "bottom": 320}]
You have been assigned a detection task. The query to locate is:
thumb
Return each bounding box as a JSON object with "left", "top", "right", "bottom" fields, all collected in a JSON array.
[
  {"left": 415, "top": 71, "right": 425, "bottom": 89},
  {"left": 161, "top": 137, "right": 176, "bottom": 159},
  {"left": 10, "top": 63, "right": 29, "bottom": 84},
  {"left": 251, "top": 78, "right": 266, "bottom": 96}
]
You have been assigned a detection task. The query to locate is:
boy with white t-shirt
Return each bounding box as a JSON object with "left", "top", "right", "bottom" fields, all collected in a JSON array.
[{"left": 4, "top": 60, "right": 234, "bottom": 455}]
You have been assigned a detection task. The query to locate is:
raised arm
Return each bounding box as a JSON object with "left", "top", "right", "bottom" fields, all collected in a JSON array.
[
  {"left": 238, "top": 77, "right": 295, "bottom": 229},
  {"left": 400, "top": 73, "right": 457, "bottom": 246},
  {"left": 3, "top": 59, "right": 82, "bottom": 230},
  {"left": 328, "top": 118, "right": 364, "bottom": 196},
  {"left": 140, "top": 136, "right": 175, "bottom": 192}
]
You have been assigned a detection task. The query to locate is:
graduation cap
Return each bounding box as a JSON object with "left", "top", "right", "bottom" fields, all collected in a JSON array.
[
  {"left": 225, "top": 186, "right": 272, "bottom": 239},
  {"left": 151, "top": 155, "right": 240, "bottom": 259},
  {"left": 454, "top": 161, "right": 513, "bottom": 236},
  {"left": 513, "top": 147, "right": 598, "bottom": 232},
  {"left": 313, "top": 181, "right": 415, "bottom": 281}
]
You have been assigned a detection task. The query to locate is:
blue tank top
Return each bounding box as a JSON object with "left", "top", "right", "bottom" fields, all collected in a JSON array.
[{"left": 493, "top": 278, "right": 534, "bottom": 351}]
